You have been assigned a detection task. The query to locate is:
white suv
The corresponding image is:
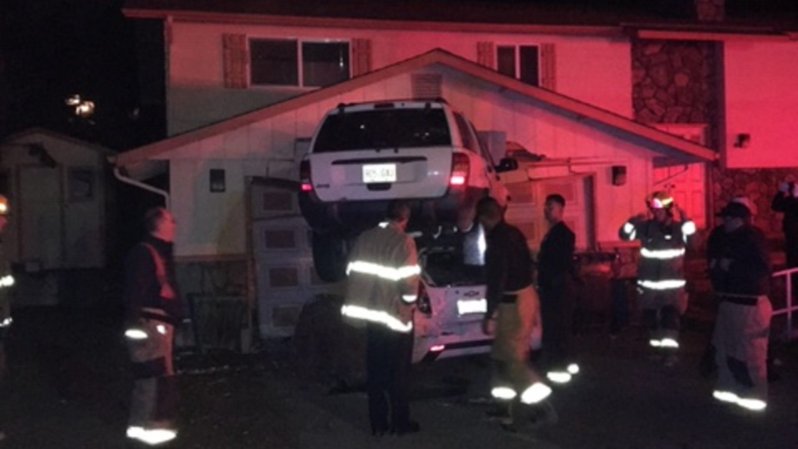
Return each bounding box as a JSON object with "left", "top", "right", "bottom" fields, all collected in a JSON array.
[{"left": 299, "top": 99, "right": 516, "bottom": 281}]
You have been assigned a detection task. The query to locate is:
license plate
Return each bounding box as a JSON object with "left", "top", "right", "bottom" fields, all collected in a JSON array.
[
  {"left": 457, "top": 298, "right": 487, "bottom": 316},
  {"left": 362, "top": 164, "right": 397, "bottom": 183}
]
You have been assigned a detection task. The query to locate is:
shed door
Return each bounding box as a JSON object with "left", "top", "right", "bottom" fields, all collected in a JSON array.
[{"left": 19, "top": 166, "right": 63, "bottom": 270}]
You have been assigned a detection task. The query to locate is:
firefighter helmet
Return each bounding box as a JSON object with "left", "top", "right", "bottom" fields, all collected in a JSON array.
[
  {"left": 0, "top": 195, "right": 8, "bottom": 216},
  {"left": 647, "top": 191, "right": 674, "bottom": 210}
]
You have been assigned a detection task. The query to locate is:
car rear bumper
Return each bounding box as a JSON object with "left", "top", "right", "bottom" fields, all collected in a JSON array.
[
  {"left": 299, "top": 186, "right": 486, "bottom": 234},
  {"left": 415, "top": 336, "right": 494, "bottom": 363}
]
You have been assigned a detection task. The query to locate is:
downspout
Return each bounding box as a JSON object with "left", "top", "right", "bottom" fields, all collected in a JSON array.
[{"left": 113, "top": 166, "right": 171, "bottom": 209}]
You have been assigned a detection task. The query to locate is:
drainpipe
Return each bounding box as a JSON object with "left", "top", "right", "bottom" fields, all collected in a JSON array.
[{"left": 113, "top": 166, "right": 171, "bottom": 209}]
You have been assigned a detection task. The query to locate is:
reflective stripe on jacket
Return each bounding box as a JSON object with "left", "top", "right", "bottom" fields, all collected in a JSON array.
[
  {"left": 619, "top": 217, "right": 694, "bottom": 289},
  {"left": 343, "top": 222, "right": 420, "bottom": 332}
]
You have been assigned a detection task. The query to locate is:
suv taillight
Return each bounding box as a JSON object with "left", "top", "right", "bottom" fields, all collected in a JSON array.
[
  {"left": 450, "top": 153, "right": 469, "bottom": 186},
  {"left": 300, "top": 160, "right": 312, "bottom": 192}
]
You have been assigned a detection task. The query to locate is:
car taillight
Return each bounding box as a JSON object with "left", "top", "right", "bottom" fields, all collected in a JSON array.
[
  {"left": 300, "top": 160, "right": 312, "bottom": 192},
  {"left": 417, "top": 282, "right": 432, "bottom": 316},
  {"left": 450, "top": 153, "right": 469, "bottom": 186}
]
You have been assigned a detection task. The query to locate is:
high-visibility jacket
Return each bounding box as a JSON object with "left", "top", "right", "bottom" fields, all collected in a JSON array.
[
  {"left": 619, "top": 216, "right": 696, "bottom": 292},
  {"left": 0, "top": 240, "right": 13, "bottom": 329},
  {"left": 342, "top": 221, "right": 420, "bottom": 333}
]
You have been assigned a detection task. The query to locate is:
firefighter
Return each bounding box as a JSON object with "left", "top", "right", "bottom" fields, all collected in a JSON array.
[
  {"left": 619, "top": 191, "right": 696, "bottom": 366},
  {"left": 0, "top": 195, "right": 14, "bottom": 443},
  {"left": 124, "top": 208, "right": 182, "bottom": 446},
  {"left": 537, "top": 194, "right": 578, "bottom": 384},
  {"left": 707, "top": 201, "right": 772, "bottom": 412},
  {"left": 477, "top": 197, "right": 553, "bottom": 431},
  {"left": 341, "top": 200, "right": 421, "bottom": 436}
]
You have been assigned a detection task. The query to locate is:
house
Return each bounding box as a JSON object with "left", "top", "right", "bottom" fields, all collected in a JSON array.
[
  {"left": 0, "top": 128, "right": 116, "bottom": 306},
  {"left": 116, "top": 0, "right": 798, "bottom": 339}
]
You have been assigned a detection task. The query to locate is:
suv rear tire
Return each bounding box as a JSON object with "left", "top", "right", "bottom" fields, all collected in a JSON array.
[{"left": 311, "top": 232, "right": 350, "bottom": 283}]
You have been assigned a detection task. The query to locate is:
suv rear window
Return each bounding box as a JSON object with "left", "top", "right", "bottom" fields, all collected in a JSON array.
[{"left": 312, "top": 109, "right": 451, "bottom": 153}]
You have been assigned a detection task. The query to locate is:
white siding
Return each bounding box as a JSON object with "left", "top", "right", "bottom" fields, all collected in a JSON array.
[
  {"left": 723, "top": 41, "right": 798, "bottom": 168},
  {"left": 166, "top": 22, "right": 633, "bottom": 134},
  {"left": 164, "top": 66, "right": 666, "bottom": 256}
]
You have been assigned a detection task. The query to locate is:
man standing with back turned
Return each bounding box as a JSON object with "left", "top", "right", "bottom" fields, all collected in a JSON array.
[
  {"left": 341, "top": 200, "right": 421, "bottom": 436},
  {"left": 477, "top": 197, "right": 553, "bottom": 431}
]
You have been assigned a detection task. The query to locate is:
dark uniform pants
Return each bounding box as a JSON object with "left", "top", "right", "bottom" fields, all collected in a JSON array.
[
  {"left": 639, "top": 286, "right": 683, "bottom": 348},
  {"left": 127, "top": 319, "right": 177, "bottom": 432},
  {"left": 539, "top": 278, "right": 575, "bottom": 373},
  {"left": 712, "top": 296, "right": 772, "bottom": 406},
  {"left": 366, "top": 323, "right": 413, "bottom": 432}
]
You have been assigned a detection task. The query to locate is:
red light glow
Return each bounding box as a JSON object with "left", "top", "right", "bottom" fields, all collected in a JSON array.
[
  {"left": 301, "top": 183, "right": 313, "bottom": 192},
  {"left": 430, "top": 345, "right": 446, "bottom": 352},
  {"left": 449, "top": 175, "right": 466, "bottom": 186}
]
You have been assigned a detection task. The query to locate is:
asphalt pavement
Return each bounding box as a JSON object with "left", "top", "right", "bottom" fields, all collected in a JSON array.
[{"left": 1, "top": 306, "right": 796, "bottom": 449}]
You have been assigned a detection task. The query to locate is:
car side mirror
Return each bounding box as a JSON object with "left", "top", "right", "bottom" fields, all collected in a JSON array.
[{"left": 495, "top": 158, "right": 518, "bottom": 173}]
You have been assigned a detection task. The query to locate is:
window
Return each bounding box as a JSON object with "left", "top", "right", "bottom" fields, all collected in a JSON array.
[
  {"left": 250, "top": 39, "right": 350, "bottom": 88},
  {"left": 210, "top": 169, "right": 226, "bottom": 193},
  {"left": 68, "top": 168, "right": 94, "bottom": 202},
  {"left": 497, "top": 45, "right": 540, "bottom": 86},
  {"left": 313, "top": 109, "right": 451, "bottom": 153}
]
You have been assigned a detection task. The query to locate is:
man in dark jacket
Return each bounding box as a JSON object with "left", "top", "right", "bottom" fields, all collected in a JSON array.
[
  {"left": 124, "top": 208, "right": 183, "bottom": 446},
  {"left": 537, "top": 194, "right": 578, "bottom": 384},
  {"left": 707, "top": 201, "right": 772, "bottom": 412},
  {"left": 771, "top": 181, "right": 798, "bottom": 268},
  {"left": 477, "top": 197, "right": 552, "bottom": 430}
]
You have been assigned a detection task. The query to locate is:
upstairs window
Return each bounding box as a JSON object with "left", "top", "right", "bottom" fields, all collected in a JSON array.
[
  {"left": 249, "top": 39, "right": 350, "bottom": 88},
  {"left": 497, "top": 45, "right": 540, "bottom": 87}
]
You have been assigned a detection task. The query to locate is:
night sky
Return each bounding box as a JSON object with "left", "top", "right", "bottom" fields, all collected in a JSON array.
[{"left": 0, "top": 0, "right": 151, "bottom": 150}]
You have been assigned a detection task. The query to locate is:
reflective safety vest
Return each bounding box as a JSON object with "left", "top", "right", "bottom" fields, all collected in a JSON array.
[
  {"left": 342, "top": 222, "right": 420, "bottom": 333},
  {"left": 619, "top": 217, "right": 695, "bottom": 291}
]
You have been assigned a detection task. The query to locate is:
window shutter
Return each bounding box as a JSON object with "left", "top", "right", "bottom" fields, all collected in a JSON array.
[
  {"left": 223, "top": 34, "right": 248, "bottom": 89},
  {"left": 539, "top": 43, "right": 556, "bottom": 90},
  {"left": 477, "top": 41, "right": 495, "bottom": 68},
  {"left": 351, "top": 38, "right": 372, "bottom": 77}
]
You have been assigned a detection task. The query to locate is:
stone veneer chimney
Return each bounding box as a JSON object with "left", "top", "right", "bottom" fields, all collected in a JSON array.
[{"left": 694, "top": 0, "right": 725, "bottom": 22}]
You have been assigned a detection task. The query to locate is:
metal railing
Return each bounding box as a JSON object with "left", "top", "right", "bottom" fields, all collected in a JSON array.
[{"left": 771, "top": 267, "right": 798, "bottom": 341}]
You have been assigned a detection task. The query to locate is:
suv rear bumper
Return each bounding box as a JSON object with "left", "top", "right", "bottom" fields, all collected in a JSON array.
[{"left": 299, "top": 186, "right": 486, "bottom": 234}]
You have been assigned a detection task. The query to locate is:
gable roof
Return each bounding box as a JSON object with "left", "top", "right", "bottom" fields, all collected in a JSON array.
[
  {"left": 2, "top": 127, "right": 116, "bottom": 156},
  {"left": 114, "top": 49, "right": 716, "bottom": 167}
]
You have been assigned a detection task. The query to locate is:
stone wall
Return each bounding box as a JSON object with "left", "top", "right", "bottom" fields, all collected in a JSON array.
[
  {"left": 711, "top": 166, "right": 798, "bottom": 237},
  {"left": 632, "top": 40, "right": 720, "bottom": 148}
]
